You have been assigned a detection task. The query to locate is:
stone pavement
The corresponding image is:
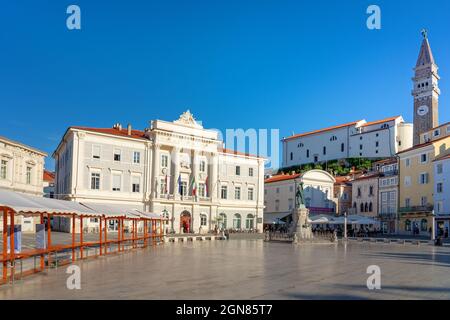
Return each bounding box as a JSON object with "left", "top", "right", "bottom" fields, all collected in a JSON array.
[{"left": 1, "top": 240, "right": 450, "bottom": 300}]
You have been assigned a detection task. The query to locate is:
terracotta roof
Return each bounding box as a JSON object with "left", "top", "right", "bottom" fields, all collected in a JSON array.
[
  {"left": 373, "top": 158, "right": 398, "bottom": 165},
  {"left": 282, "top": 120, "right": 362, "bottom": 141},
  {"left": 351, "top": 173, "right": 380, "bottom": 182},
  {"left": 43, "top": 170, "right": 55, "bottom": 182},
  {"left": 71, "top": 127, "right": 148, "bottom": 140},
  {"left": 360, "top": 116, "right": 400, "bottom": 127},
  {"left": 397, "top": 135, "right": 450, "bottom": 155},
  {"left": 434, "top": 153, "right": 450, "bottom": 162},
  {"left": 219, "top": 148, "right": 261, "bottom": 158},
  {"left": 334, "top": 176, "right": 352, "bottom": 184},
  {"left": 265, "top": 173, "right": 301, "bottom": 184}
]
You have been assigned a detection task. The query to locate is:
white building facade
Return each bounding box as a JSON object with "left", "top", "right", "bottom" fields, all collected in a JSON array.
[
  {"left": 377, "top": 159, "right": 399, "bottom": 234},
  {"left": 53, "top": 111, "right": 265, "bottom": 234},
  {"left": 263, "top": 170, "right": 336, "bottom": 225},
  {"left": 0, "top": 135, "right": 47, "bottom": 232},
  {"left": 281, "top": 116, "right": 413, "bottom": 167}
]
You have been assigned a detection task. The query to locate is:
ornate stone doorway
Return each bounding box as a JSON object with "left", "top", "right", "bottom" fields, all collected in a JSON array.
[{"left": 180, "top": 211, "right": 191, "bottom": 233}]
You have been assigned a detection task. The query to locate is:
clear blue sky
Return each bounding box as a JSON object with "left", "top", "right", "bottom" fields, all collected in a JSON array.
[{"left": 1, "top": 0, "right": 449, "bottom": 170}]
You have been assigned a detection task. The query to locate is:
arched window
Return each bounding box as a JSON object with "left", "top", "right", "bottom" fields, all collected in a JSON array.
[
  {"left": 245, "top": 214, "right": 255, "bottom": 230},
  {"left": 233, "top": 213, "right": 241, "bottom": 230},
  {"left": 369, "top": 202, "right": 373, "bottom": 212},
  {"left": 290, "top": 152, "right": 293, "bottom": 160},
  {"left": 298, "top": 143, "right": 304, "bottom": 148},
  {"left": 405, "top": 219, "right": 411, "bottom": 231},
  {"left": 330, "top": 135, "right": 337, "bottom": 141},
  {"left": 219, "top": 213, "right": 227, "bottom": 230},
  {"left": 365, "top": 203, "right": 369, "bottom": 212},
  {"left": 341, "top": 143, "right": 345, "bottom": 152},
  {"left": 360, "top": 203, "right": 364, "bottom": 213},
  {"left": 353, "top": 202, "right": 357, "bottom": 209},
  {"left": 420, "top": 219, "right": 428, "bottom": 232},
  {"left": 306, "top": 149, "right": 310, "bottom": 158}
]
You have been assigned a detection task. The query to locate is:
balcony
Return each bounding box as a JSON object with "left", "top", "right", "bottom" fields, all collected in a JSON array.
[{"left": 399, "top": 205, "right": 433, "bottom": 215}]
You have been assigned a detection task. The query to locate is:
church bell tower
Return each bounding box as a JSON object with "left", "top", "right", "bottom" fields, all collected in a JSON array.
[{"left": 412, "top": 29, "right": 440, "bottom": 145}]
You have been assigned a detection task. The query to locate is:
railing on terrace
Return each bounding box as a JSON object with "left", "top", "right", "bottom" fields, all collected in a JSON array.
[{"left": 399, "top": 205, "right": 434, "bottom": 214}]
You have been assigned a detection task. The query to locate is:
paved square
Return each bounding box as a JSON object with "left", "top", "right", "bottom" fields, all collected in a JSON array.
[{"left": 1, "top": 240, "right": 450, "bottom": 299}]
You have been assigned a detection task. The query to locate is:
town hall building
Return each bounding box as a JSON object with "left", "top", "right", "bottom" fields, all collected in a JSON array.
[{"left": 53, "top": 111, "right": 265, "bottom": 234}]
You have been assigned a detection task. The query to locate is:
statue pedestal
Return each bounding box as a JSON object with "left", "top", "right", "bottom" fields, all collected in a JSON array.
[{"left": 293, "top": 206, "right": 313, "bottom": 242}]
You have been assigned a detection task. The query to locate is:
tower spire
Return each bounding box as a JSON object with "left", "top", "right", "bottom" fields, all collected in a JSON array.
[{"left": 416, "top": 29, "right": 435, "bottom": 67}]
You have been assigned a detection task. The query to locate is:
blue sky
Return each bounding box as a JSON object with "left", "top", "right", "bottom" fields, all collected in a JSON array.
[{"left": 1, "top": 0, "right": 449, "bottom": 170}]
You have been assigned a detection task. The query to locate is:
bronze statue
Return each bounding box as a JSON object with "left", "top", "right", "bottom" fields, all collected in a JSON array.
[{"left": 295, "top": 182, "right": 305, "bottom": 208}]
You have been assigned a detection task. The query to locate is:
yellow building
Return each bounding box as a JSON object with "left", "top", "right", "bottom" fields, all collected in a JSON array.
[{"left": 398, "top": 124, "right": 450, "bottom": 236}]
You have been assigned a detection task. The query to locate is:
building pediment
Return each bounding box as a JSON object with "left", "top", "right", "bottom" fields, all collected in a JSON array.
[{"left": 173, "top": 110, "right": 203, "bottom": 129}]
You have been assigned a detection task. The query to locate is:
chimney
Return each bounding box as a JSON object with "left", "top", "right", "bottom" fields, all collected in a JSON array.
[
  {"left": 113, "top": 123, "right": 122, "bottom": 131},
  {"left": 127, "top": 124, "right": 132, "bottom": 136}
]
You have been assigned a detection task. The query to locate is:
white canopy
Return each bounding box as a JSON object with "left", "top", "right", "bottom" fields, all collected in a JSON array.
[
  {"left": 308, "top": 214, "right": 380, "bottom": 226},
  {"left": 0, "top": 189, "right": 163, "bottom": 220},
  {"left": 0, "top": 188, "right": 98, "bottom": 216},
  {"left": 80, "top": 202, "right": 163, "bottom": 219},
  {"left": 264, "top": 212, "right": 291, "bottom": 224}
]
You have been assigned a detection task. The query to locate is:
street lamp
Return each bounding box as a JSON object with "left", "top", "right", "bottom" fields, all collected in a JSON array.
[
  {"left": 344, "top": 211, "right": 348, "bottom": 240},
  {"left": 431, "top": 210, "right": 436, "bottom": 241}
]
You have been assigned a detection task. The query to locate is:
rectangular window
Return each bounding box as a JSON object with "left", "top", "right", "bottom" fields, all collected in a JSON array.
[
  {"left": 112, "top": 174, "right": 121, "bottom": 191},
  {"left": 133, "top": 151, "right": 141, "bottom": 164},
  {"left": 405, "top": 158, "right": 411, "bottom": 167},
  {"left": 288, "top": 198, "right": 293, "bottom": 210},
  {"left": 0, "top": 160, "right": 7, "bottom": 179},
  {"left": 221, "top": 186, "right": 228, "bottom": 199},
  {"left": 404, "top": 176, "right": 411, "bottom": 186},
  {"left": 359, "top": 144, "right": 363, "bottom": 150},
  {"left": 419, "top": 173, "right": 429, "bottom": 184},
  {"left": 91, "top": 173, "right": 100, "bottom": 190},
  {"left": 323, "top": 146, "right": 326, "bottom": 155},
  {"left": 420, "top": 153, "right": 428, "bottom": 163},
  {"left": 235, "top": 187, "right": 241, "bottom": 200},
  {"left": 341, "top": 143, "right": 345, "bottom": 152},
  {"left": 249, "top": 168, "right": 254, "bottom": 177},
  {"left": 200, "top": 215, "right": 207, "bottom": 226},
  {"left": 248, "top": 187, "right": 254, "bottom": 201},
  {"left": 275, "top": 200, "right": 280, "bottom": 211},
  {"left": 161, "top": 154, "right": 168, "bottom": 168},
  {"left": 235, "top": 166, "right": 240, "bottom": 176},
  {"left": 421, "top": 196, "right": 428, "bottom": 206},
  {"left": 26, "top": 167, "right": 32, "bottom": 184},
  {"left": 199, "top": 160, "right": 206, "bottom": 172},
  {"left": 437, "top": 163, "right": 443, "bottom": 174},
  {"left": 405, "top": 198, "right": 411, "bottom": 207},
  {"left": 375, "top": 141, "right": 379, "bottom": 147},
  {"left": 199, "top": 183, "right": 206, "bottom": 197},
  {"left": 181, "top": 181, "right": 188, "bottom": 196},
  {"left": 92, "top": 145, "right": 101, "bottom": 160},
  {"left": 114, "top": 149, "right": 121, "bottom": 162},
  {"left": 132, "top": 176, "right": 140, "bottom": 193},
  {"left": 437, "top": 182, "right": 443, "bottom": 193}
]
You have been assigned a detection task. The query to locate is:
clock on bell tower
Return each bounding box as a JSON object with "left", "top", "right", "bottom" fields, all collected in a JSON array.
[{"left": 412, "top": 29, "right": 440, "bottom": 146}]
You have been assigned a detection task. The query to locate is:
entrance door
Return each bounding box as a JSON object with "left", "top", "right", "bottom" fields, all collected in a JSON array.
[{"left": 180, "top": 211, "right": 191, "bottom": 233}]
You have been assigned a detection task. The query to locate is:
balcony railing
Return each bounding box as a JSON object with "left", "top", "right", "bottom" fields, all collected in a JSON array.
[{"left": 399, "top": 205, "right": 434, "bottom": 215}]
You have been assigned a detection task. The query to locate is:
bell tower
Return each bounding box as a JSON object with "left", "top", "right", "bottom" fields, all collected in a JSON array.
[{"left": 412, "top": 29, "right": 440, "bottom": 145}]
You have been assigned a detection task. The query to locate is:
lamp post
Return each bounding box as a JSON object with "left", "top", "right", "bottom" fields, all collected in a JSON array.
[
  {"left": 431, "top": 210, "right": 436, "bottom": 241},
  {"left": 344, "top": 211, "right": 348, "bottom": 240}
]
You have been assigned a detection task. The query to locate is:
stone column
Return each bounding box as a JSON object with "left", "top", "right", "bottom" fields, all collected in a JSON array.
[
  {"left": 192, "top": 149, "right": 199, "bottom": 201},
  {"left": 172, "top": 147, "right": 180, "bottom": 200},
  {"left": 210, "top": 153, "right": 218, "bottom": 201},
  {"left": 152, "top": 144, "right": 161, "bottom": 199}
]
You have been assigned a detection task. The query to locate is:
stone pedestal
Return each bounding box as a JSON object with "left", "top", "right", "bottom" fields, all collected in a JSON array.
[{"left": 294, "top": 206, "right": 313, "bottom": 241}]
